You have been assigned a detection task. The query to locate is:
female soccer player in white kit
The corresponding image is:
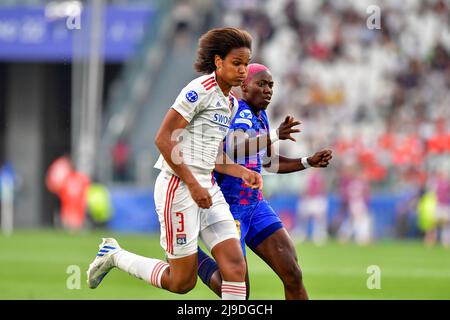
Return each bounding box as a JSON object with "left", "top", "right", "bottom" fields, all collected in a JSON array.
[{"left": 87, "top": 28, "right": 262, "bottom": 300}]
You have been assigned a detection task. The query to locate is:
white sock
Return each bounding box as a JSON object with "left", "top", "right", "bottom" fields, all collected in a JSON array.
[
  {"left": 221, "top": 281, "right": 246, "bottom": 300},
  {"left": 113, "top": 250, "right": 169, "bottom": 288}
]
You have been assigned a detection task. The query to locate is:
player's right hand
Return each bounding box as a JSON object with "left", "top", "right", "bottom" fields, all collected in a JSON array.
[
  {"left": 277, "top": 116, "right": 301, "bottom": 142},
  {"left": 308, "top": 149, "right": 333, "bottom": 168},
  {"left": 242, "top": 169, "right": 264, "bottom": 190},
  {"left": 188, "top": 183, "right": 213, "bottom": 209}
]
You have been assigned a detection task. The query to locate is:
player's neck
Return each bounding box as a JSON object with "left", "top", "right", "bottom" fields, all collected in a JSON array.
[
  {"left": 243, "top": 100, "right": 262, "bottom": 116},
  {"left": 215, "top": 76, "right": 232, "bottom": 97}
]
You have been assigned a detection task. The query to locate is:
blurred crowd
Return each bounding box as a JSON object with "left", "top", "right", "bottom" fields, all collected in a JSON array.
[
  {"left": 221, "top": 0, "right": 450, "bottom": 191},
  {"left": 218, "top": 0, "right": 450, "bottom": 244}
]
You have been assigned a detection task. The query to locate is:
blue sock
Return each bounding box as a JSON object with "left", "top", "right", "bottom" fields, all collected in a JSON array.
[{"left": 197, "top": 247, "right": 219, "bottom": 286}]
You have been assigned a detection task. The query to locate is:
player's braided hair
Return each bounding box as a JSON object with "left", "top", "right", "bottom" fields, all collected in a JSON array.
[{"left": 194, "top": 27, "right": 253, "bottom": 74}]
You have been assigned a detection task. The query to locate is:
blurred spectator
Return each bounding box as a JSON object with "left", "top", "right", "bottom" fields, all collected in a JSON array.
[
  {"left": 429, "top": 170, "right": 450, "bottom": 247},
  {"left": 417, "top": 186, "right": 438, "bottom": 247},
  {"left": 395, "top": 184, "right": 422, "bottom": 239},
  {"left": 46, "top": 156, "right": 90, "bottom": 232},
  {"left": 112, "top": 136, "right": 130, "bottom": 182},
  {"left": 0, "top": 162, "right": 20, "bottom": 235},
  {"left": 337, "top": 165, "right": 373, "bottom": 245},
  {"left": 329, "top": 165, "right": 352, "bottom": 237},
  {"left": 295, "top": 170, "right": 329, "bottom": 245},
  {"left": 0, "top": 162, "right": 21, "bottom": 193},
  {"left": 86, "top": 183, "right": 113, "bottom": 229},
  {"left": 59, "top": 170, "right": 90, "bottom": 231}
]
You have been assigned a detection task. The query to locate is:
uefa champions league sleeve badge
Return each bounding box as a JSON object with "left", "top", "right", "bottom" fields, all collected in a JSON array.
[{"left": 185, "top": 90, "right": 198, "bottom": 103}]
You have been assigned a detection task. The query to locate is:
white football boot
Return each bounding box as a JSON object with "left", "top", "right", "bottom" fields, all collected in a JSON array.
[{"left": 86, "top": 238, "right": 121, "bottom": 289}]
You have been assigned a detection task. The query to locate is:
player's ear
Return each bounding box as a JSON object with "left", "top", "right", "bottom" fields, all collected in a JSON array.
[
  {"left": 215, "top": 54, "right": 223, "bottom": 73},
  {"left": 241, "top": 83, "right": 248, "bottom": 93}
]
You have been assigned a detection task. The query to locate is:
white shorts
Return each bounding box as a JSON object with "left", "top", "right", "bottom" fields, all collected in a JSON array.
[{"left": 154, "top": 170, "right": 239, "bottom": 259}]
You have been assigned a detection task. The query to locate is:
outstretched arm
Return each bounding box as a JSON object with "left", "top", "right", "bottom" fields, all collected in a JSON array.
[{"left": 263, "top": 149, "right": 333, "bottom": 174}]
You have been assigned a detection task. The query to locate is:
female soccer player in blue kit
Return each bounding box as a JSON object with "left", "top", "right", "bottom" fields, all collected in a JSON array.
[{"left": 198, "top": 63, "right": 333, "bottom": 300}]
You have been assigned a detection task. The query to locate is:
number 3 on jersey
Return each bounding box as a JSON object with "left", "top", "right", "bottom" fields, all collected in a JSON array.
[{"left": 176, "top": 212, "right": 185, "bottom": 233}]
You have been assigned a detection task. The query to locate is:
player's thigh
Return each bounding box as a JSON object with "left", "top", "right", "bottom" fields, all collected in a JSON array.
[
  {"left": 154, "top": 171, "right": 200, "bottom": 259},
  {"left": 199, "top": 187, "right": 246, "bottom": 279},
  {"left": 199, "top": 219, "right": 242, "bottom": 263},
  {"left": 199, "top": 185, "right": 241, "bottom": 252},
  {"left": 245, "top": 201, "right": 300, "bottom": 275}
]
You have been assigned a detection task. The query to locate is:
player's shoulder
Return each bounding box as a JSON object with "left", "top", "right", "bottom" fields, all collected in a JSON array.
[
  {"left": 182, "top": 73, "right": 218, "bottom": 98},
  {"left": 175, "top": 73, "right": 218, "bottom": 105}
]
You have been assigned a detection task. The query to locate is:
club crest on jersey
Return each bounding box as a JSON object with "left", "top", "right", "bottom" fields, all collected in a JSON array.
[
  {"left": 176, "top": 234, "right": 187, "bottom": 245},
  {"left": 185, "top": 90, "right": 198, "bottom": 103},
  {"left": 239, "top": 109, "right": 253, "bottom": 119}
]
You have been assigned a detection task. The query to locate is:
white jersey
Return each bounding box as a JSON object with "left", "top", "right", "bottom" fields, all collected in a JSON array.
[{"left": 154, "top": 72, "right": 239, "bottom": 187}]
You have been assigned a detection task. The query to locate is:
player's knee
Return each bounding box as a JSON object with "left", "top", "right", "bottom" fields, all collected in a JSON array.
[
  {"left": 224, "top": 257, "right": 247, "bottom": 280},
  {"left": 170, "top": 277, "right": 197, "bottom": 294},
  {"left": 281, "top": 258, "right": 303, "bottom": 288}
]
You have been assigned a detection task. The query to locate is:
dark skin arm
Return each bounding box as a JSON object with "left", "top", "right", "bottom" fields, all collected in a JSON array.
[
  {"left": 215, "top": 145, "right": 263, "bottom": 190},
  {"left": 229, "top": 116, "right": 301, "bottom": 159},
  {"left": 155, "top": 108, "right": 212, "bottom": 209},
  {"left": 263, "top": 149, "right": 333, "bottom": 174}
]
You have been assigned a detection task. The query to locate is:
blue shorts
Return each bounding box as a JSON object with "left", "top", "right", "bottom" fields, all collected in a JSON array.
[{"left": 230, "top": 199, "right": 283, "bottom": 256}]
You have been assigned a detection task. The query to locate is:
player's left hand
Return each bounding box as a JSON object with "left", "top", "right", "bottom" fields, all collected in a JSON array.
[
  {"left": 307, "top": 149, "right": 333, "bottom": 168},
  {"left": 277, "top": 115, "right": 302, "bottom": 142},
  {"left": 242, "top": 169, "right": 264, "bottom": 190}
]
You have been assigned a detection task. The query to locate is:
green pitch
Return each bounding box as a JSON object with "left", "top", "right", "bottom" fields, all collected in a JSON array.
[{"left": 1, "top": 230, "right": 449, "bottom": 299}]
